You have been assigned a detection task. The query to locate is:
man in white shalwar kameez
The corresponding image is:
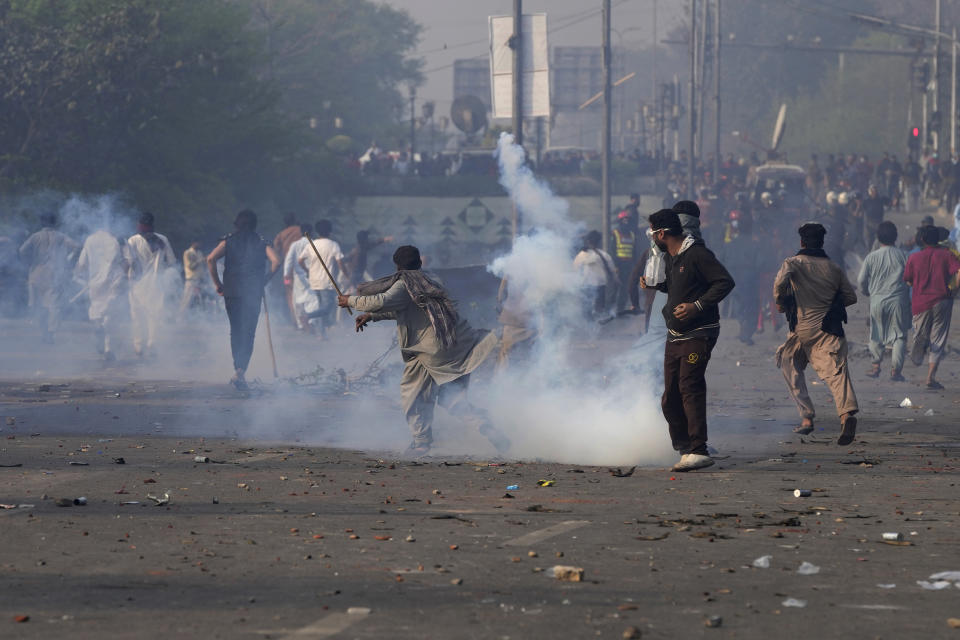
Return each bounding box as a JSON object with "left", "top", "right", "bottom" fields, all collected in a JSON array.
[
  {"left": 75, "top": 228, "right": 127, "bottom": 360},
  {"left": 126, "top": 212, "right": 176, "bottom": 357},
  {"left": 282, "top": 224, "right": 319, "bottom": 330},
  {"left": 18, "top": 213, "right": 79, "bottom": 343},
  {"left": 338, "top": 245, "right": 510, "bottom": 456}
]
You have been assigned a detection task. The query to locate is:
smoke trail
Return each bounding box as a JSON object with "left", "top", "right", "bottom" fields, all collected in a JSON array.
[{"left": 486, "top": 133, "right": 674, "bottom": 466}]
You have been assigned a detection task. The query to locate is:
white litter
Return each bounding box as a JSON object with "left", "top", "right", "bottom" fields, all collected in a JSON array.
[
  {"left": 916, "top": 580, "right": 952, "bottom": 590},
  {"left": 347, "top": 607, "right": 372, "bottom": 615},
  {"left": 752, "top": 555, "right": 772, "bottom": 569},
  {"left": 797, "top": 561, "right": 821, "bottom": 575},
  {"left": 876, "top": 584, "right": 896, "bottom": 589},
  {"left": 929, "top": 571, "right": 960, "bottom": 582},
  {"left": 782, "top": 598, "right": 807, "bottom": 608},
  {"left": 924, "top": 409, "right": 935, "bottom": 416},
  {"left": 899, "top": 398, "right": 913, "bottom": 408}
]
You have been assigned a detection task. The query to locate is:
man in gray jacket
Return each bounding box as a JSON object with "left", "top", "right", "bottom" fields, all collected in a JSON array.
[{"left": 338, "top": 245, "right": 510, "bottom": 456}]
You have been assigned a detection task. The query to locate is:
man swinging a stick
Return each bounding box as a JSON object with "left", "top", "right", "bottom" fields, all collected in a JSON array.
[{"left": 337, "top": 245, "right": 511, "bottom": 456}]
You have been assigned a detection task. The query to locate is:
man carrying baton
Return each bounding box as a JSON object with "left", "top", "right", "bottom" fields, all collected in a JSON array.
[
  {"left": 207, "top": 209, "right": 280, "bottom": 391},
  {"left": 337, "top": 245, "right": 510, "bottom": 456}
]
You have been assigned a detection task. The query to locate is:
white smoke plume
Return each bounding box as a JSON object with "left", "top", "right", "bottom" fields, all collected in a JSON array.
[{"left": 485, "top": 133, "right": 674, "bottom": 466}]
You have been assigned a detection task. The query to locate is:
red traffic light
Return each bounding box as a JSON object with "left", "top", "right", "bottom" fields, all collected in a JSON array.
[{"left": 912, "top": 127, "right": 920, "bottom": 137}]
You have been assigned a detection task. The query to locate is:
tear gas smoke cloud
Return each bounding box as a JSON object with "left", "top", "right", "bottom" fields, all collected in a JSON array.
[{"left": 486, "top": 132, "right": 674, "bottom": 466}]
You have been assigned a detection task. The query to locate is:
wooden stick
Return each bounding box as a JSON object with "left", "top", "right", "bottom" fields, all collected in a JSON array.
[
  {"left": 261, "top": 294, "right": 279, "bottom": 379},
  {"left": 304, "top": 233, "right": 352, "bottom": 315}
]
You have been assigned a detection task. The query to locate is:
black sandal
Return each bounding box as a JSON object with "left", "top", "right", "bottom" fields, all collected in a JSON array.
[
  {"left": 793, "top": 424, "right": 814, "bottom": 435},
  {"left": 837, "top": 416, "right": 857, "bottom": 446}
]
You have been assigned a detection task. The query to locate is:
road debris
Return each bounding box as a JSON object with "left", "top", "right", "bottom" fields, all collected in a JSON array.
[
  {"left": 609, "top": 467, "right": 636, "bottom": 477},
  {"left": 553, "top": 565, "right": 584, "bottom": 582},
  {"left": 782, "top": 598, "right": 807, "bottom": 608},
  {"left": 704, "top": 615, "right": 722, "bottom": 628},
  {"left": 796, "top": 561, "right": 820, "bottom": 575},
  {"left": 752, "top": 555, "right": 772, "bottom": 569},
  {"left": 146, "top": 491, "right": 170, "bottom": 506}
]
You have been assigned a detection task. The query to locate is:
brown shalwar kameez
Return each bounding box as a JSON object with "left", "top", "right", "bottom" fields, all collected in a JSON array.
[
  {"left": 774, "top": 254, "right": 859, "bottom": 421},
  {"left": 347, "top": 279, "right": 498, "bottom": 446}
]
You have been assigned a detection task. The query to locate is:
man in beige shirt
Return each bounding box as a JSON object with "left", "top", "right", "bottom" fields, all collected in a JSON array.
[
  {"left": 337, "top": 245, "right": 509, "bottom": 456},
  {"left": 774, "top": 222, "right": 859, "bottom": 445}
]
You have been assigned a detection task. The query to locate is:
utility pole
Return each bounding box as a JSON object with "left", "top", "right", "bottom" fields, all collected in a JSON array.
[
  {"left": 697, "top": 0, "right": 707, "bottom": 161},
  {"left": 933, "top": 0, "right": 941, "bottom": 154},
  {"left": 511, "top": 0, "right": 523, "bottom": 148},
  {"left": 652, "top": 0, "right": 658, "bottom": 108},
  {"left": 712, "top": 0, "right": 721, "bottom": 182},
  {"left": 409, "top": 86, "right": 416, "bottom": 155},
  {"left": 511, "top": 0, "right": 523, "bottom": 237},
  {"left": 601, "top": 0, "right": 612, "bottom": 253},
  {"left": 688, "top": 0, "right": 696, "bottom": 198},
  {"left": 953, "top": 27, "right": 957, "bottom": 155}
]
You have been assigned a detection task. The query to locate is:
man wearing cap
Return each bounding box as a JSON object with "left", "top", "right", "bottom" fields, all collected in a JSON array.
[
  {"left": 904, "top": 224, "right": 960, "bottom": 390},
  {"left": 337, "top": 245, "right": 510, "bottom": 456},
  {"left": 774, "top": 222, "right": 859, "bottom": 445},
  {"left": 18, "top": 213, "right": 80, "bottom": 343},
  {"left": 640, "top": 209, "right": 735, "bottom": 472},
  {"left": 126, "top": 212, "right": 176, "bottom": 357}
]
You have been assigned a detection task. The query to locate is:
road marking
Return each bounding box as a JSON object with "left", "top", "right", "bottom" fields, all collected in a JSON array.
[
  {"left": 280, "top": 610, "right": 367, "bottom": 638},
  {"left": 503, "top": 520, "right": 591, "bottom": 547}
]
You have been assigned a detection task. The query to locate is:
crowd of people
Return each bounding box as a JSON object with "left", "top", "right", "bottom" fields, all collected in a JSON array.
[{"left": 3, "top": 144, "right": 960, "bottom": 466}]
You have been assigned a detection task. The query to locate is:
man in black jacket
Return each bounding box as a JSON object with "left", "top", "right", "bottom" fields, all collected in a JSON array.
[{"left": 641, "top": 209, "right": 735, "bottom": 471}]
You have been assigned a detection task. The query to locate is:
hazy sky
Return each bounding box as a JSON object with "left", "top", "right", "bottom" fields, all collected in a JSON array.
[{"left": 383, "top": 0, "right": 682, "bottom": 110}]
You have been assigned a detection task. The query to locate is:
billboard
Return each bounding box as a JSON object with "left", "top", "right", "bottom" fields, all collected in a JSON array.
[{"left": 488, "top": 13, "right": 550, "bottom": 119}]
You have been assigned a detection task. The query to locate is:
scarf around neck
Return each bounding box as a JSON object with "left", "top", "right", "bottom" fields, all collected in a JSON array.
[
  {"left": 357, "top": 270, "right": 459, "bottom": 349},
  {"left": 797, "top": 248, "right": 829, "bottom": 258}
]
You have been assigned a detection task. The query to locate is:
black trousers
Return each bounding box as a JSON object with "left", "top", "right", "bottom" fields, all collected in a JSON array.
[
  {"left": 224, "top": 296, "right": 261, "bottom": 372},
  {"left": 662, "top": 336, "right": 717, "bottom": 455}
]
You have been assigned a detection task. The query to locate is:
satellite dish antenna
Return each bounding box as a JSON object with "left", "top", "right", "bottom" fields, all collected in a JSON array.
[
  {"left": 770, "top": 103, "right": 787, "bottom": 159},
  {"left": 451, "top": 95, "right": 488, "bottom": 135}
]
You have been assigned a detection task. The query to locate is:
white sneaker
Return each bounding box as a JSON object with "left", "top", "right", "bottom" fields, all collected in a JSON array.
[
  {"left": 671, "top": 454, "right": 715, "bottom": 472},
  {"left": 670, "top": 454, "right": 689, "bottom": 471}
]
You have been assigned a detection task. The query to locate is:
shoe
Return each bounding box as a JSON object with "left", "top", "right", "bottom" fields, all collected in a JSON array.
[
  {"left": 103, "top": 351, "right": 116, "bottom": 363},
  {"left": 890, "top": 371, "right": 905, "bottom": 382},
  {"left": 837, "top": 415, "right": 857, "bottom": 446},
  {"left": 793, "top": 424, "right": 814, "bottom": 435},
  {"left": 672, "top": 454, "right": 714, "bottom": 472},
  {"left": 739, "top": 337, "right": 754, "bottom": 346},
  {"left": 865, "top": 366, "right": 880, "bottom": 378},
  {"left": 926, "top": 380, "right": 945, "bottom": 390},
  {"left": 670, "top": 454, "right": 689, "bottom": 471},
  {"left": 406, "top": 441, "right": 431, "bottom": 456},
  {"left": 230, "top": 375, "right": 249, "bottom": 392}
]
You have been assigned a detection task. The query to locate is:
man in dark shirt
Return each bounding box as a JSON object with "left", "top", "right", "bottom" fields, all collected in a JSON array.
[
  {"left": 207, "top": 210, "right": 280, "bottom": 391},
  {"left": 640, "top": 209, "right": 735, "bottom": 471},
  {"left": 861, "top": 184, "right": 891, "bottom": 251}
]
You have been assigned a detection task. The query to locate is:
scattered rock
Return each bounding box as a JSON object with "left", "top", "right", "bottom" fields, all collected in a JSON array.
[{"left": 553, "top": 565, "right": 584, "bottom": 582}]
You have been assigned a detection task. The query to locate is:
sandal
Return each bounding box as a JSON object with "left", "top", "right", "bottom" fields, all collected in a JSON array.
[
  {"left": 793, "top": 424, "right": 814, "bottom": 435},
  {"left": 837, "top": 415, "right": 857, "bottom": 446},
  {"left": 865, "top": 366, "right": 880, "bottom": 379},
  {"left": 926, "top": 381, "right": 945, "bottom": 390},
  {"left": 890, "top": 372, "right": 905, "bottom": 382}
]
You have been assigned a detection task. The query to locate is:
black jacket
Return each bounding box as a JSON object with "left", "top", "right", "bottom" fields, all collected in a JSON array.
[{"left": 655, "top": 239, "right": 735, "bottom": 340}]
